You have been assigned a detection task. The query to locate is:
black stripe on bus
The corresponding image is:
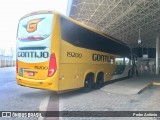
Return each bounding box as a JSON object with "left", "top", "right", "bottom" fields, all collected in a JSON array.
[
  {"left": 19, "top": 47, "right": 47, "bottom": 50},
  {"left": 60, "top": 16, "right": 130, "bottom": 56}
]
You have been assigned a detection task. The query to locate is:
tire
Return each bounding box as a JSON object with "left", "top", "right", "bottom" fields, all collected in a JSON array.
[
  {"left": 95, "top": 73, "right": 104, "bottom": 89},
  {"left": 83, "top": 74, "right": 94, "bottom": 92}
]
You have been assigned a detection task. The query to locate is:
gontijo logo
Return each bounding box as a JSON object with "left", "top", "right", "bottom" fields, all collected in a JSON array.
[
  {"left": 23, "top": 18, "right": 44, "bottom": 32},
  {"left": 18, "top": 51, "right": 49, "bottom": 58}
]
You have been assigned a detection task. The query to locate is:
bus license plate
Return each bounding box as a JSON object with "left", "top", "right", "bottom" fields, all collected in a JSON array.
[{"left": 28, "top": 72, "right": 34, "bottom": 76}]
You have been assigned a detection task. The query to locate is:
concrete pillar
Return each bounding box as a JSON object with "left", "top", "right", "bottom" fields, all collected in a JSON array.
[{"left": 156, "top": 35, "right": 159, "bottom": 75}]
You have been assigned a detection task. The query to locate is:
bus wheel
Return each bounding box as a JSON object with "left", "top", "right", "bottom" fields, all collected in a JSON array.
[
  {"left": 95, "top": 72, "right": 104, "bottom": 89},
  {"left": 83, "top": 74, "right": 94, "bottom": 92}
]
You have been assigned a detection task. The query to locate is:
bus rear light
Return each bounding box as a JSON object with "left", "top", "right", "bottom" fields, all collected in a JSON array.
[
  {"left": 16, "top": 59, "right": 18, "bottom": 73},
  {"left": 48, "top": 53, "right": 57, "bottom": 77}
]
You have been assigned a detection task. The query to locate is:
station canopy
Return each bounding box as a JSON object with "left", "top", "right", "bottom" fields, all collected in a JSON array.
[{"left": 69, "top": 0, "right": 160, "bottom": 48}]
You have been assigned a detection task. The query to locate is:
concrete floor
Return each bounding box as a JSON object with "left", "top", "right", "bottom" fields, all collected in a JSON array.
[
  {"left": 101, "top": 73, "right": 160, "bottom": 95},
  {"left": 0, "top": 67, "right": 51, "bottom": 120},
  {"left": 1, "top": 67, "right": 160, "bottom": 120}
]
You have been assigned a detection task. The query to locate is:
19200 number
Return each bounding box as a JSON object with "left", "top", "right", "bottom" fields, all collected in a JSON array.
[{"left": 67, "top": 52, "right": 82, "bottom": 58}]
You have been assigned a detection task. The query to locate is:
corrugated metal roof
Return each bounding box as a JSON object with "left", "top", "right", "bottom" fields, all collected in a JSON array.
[{"left": 69, "top": 0, "right": 160, "bottom": 48}]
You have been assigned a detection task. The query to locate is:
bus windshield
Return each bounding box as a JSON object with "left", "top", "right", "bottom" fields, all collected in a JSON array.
[{"left": 17, "top": 13, "right": 53, "bottom": 41}]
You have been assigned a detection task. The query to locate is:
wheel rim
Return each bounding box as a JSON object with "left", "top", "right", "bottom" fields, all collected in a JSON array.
[
  {"left": 85, "top": 75, "right": 92, "bottom": 89},
  {"left": 85, "top": 80, "right": 90, "bottom": 87}
]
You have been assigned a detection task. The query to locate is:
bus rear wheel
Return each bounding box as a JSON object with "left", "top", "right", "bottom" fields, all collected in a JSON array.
[
  {"left": 95, "top": 73, "right": 104, "bottom": 89},
  {"left": 83, "top": 74, "right": 94, "bottom": 92}
]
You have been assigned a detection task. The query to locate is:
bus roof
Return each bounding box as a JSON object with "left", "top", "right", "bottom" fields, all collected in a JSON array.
[{"left": 20, "top": 11, "right": 129, "bottom": 48}]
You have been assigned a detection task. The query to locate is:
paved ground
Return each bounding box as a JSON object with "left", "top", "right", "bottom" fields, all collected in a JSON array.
[
  {"left": 101, "top": 73, "right": 160, "bottom": 95},
  {"left": 1, "top": 67, "right": 160, "bottom": 120},
  {"left": 59, "top": 86, "right": 160, "bottom": 120},
  {"left": 0, "top": 67, "right": 52, "bottom": 120}
]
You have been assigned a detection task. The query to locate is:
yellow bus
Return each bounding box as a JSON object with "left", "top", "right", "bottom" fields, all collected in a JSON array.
[{"left": 16, "top": 11, "right": 132, "bottom": 92}]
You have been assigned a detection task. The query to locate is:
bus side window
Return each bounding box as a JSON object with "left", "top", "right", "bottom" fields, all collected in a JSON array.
[
  {"left": 125, "top": 57, "right": 129, "bottom": 65},
  {"left": 115, "top": 57, "right": 124, "bottom": 65},
  {"left": 110, "top": 56, "right": 115, "bottom": 64}
]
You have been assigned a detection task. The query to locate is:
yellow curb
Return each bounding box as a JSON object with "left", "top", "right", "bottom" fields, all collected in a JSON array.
[
  {"left": 138, "top": 83, "right": 153, "bottom": 94},
  {"left": 153, "top": 82, "right": 160, "bottom": 86}
]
